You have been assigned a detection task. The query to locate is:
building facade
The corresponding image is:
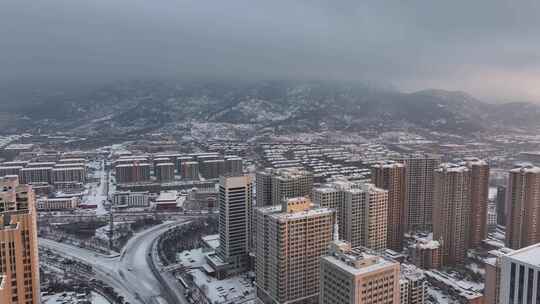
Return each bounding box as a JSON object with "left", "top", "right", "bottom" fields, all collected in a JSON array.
[
  {"left": 371, "top": 161, "right": 407, "bottom": 251},
  {"left": 398, "top": 155, "right": 440, "bottom": 232},
  {"left": 343, "top": 184, "right": 388, "bottom": 251},
  {"left": 0, "top": 175, "right": 40, "bottom": 304},
  {"left": 256, "top": 168, "right": 313, "bottom": 207},
  {"left": 506, "top": 166, "right": 540, "bottom": 250},
  {"left": 462, "top": 158, "right": 489, "bottom": 248},
  {"left": 499, "top": 243, "right": 540, "bottom": 304},
  {"left": 255, "top": 197, "right": 334, "bottom": 304},
  {"left": 433, "top": 164, "right": 471, "bottom": 266},
  {"left": 217, "top": 175, "right": 253, "bottom": 274},
  {"left": 319, "top": 241, "right": 401, "bottom": 304},
  {"left": 496, "top": 185, "right": 507, "bottom": 226},
  {"left": 36, "top": 197, "right": 80, "bottom": 211}
]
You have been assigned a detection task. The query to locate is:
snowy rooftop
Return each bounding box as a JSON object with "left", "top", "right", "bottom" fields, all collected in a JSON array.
[
  {"left": 460, "top": 157, "right": 488, "bottom": 167},
  {"left": 201, "top": 234, "right": 220, "bottom": 250},
  {"left": 510, "top": 165, "right": 540, "bottom": 174},
  {"left": 346, "top": 183, "right": 385, "bottom": 194},
  {"left": 505, "top": 242, "right": 540, "bottom": 266},
  {"left": 322, "top": 250, "right": 398, "bottom": 276},
  {"left": 178, "top": 247, "right": 255, "bottom": 304},
  {"left": 372, "top": 160, "right": 405, "bottom": 169},
  {"left": 435, "top": 162, "right": 468, "bottom": 173}
]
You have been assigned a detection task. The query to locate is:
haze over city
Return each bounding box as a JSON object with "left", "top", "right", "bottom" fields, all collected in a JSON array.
[{"left": 2, "top": 0, "right": 540, "bottom": 101}]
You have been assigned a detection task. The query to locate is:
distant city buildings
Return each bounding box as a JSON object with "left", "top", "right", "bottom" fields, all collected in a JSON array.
[
  {"left": 111, "top": 191, "right": 150, "bottom": 208},
  {"left": 0, "top": 176, "right": 40, "bottom": 304},
  {"left": 115, "top": 162, "right": 151, "bottom": 183},
  {"left": 36, "top": 196, "right": 80, "bottom": 211},
  {"left": 255, "top": 197, "right": 334, "bottom": 304},
  {"left": 113, "top": 152, "right": 243, "bottom": 183},
  {"left": 506, "top": 165, "right": 540, "bottom": 250}
]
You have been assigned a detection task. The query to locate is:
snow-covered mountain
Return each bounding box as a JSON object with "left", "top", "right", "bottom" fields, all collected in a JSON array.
[{"left": 10, "top": 80, "right": 540, "bottom": 135}]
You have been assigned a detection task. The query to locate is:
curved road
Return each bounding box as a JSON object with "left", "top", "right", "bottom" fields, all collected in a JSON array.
[{"left": 40, "top": 221, "right": 189, "bottom": 304}]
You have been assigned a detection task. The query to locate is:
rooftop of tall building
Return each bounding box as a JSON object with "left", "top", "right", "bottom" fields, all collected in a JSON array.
[
  {"left": 437, "top": 163, "right": 469, "bottom": 173},
  {"left": 372, "top": 160, "right": 405, "bottom": 169},
  {"left": 257, "top": 197, "right": 334, "bottom": 220},
  {"left": 504, "top": 242, "right": 540, "bottom": 266},
  {"left": 260, "top": 167, "right": 312, "bottom": 179},
  {"left": 510, "top": 164, "right": 540, "bottom": 174},
  {"left": 322, "top": 240, "right": 398, "bottom": 275}
]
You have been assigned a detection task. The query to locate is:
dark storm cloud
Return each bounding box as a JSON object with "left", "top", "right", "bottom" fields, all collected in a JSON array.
[{"left": 1, "top": 0, "right": 540, "bottom": 101}]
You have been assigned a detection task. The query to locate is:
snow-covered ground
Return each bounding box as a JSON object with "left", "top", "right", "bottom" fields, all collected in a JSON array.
[
  {"left": 42, "top": 291, "right": 111, "bottom": 304},
  {"left": 40, "top": 221, "right": 187, "bottom": 304},
  {"left": 428, "top": 287, "right": 457, "bottom": 304},
  {"left": 178, "top": 247, "right": 255, "bottom": 304},
  {"left": 82, "top": 159, "right": 109, "bottom": 216},
  {"left": 187, "top": 268, "right": 255, "bottom": 304}
]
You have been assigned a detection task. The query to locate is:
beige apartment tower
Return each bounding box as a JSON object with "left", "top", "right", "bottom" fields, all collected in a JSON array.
[
  {"left": 314, "top": 182, "right": 388, "bottom": 251},
  {"left": 505, "top": 165, "right": 540, "bottom": 250},
  {"left": 398, "top": 155, "right": 440, "bottom": 232},
  {"left": 319, "top": 241, "right": 401, "bottom": 304},
  {"left": 312, "top": 180, "right": 351, "bottom": 240},
  {"left": 371, "top": 161, "right": 407, "bottom": 251},
  {"left": 0, "top": 175, "right": 40, "bottom": 304},
  {"left": 254, "top": 197, "right": 335, "bottom": 304},
  {"left": 433, "top": 164, "right": 471, "bottom": 266},
  {"left": 461, "top": 158, "right": 489, "bottom": 248},
  {"left": 344, "top": 184, "right": 388, "bottom": 251},
  {"left": 256, "top": 168, "right": 313, "bottom": 207}
]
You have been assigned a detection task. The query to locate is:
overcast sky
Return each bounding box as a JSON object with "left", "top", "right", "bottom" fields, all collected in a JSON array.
[{"left": 2, "top": 0, "right": 540, "bottom": 102}]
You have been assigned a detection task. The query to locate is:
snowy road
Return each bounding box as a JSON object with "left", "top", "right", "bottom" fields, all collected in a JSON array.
[{"left": 40, "top": 221, "right": 190, "bottom": 304}]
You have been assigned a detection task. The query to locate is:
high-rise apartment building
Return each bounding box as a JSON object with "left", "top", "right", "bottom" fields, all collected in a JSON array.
[
  {"left": 506, "top": 166, "right": 540, "bottom": 250},
  {"left": 180, "top": 161, "right": 199, "bottom": 179},
  {"left": 433, "top": 164, "right": 471, "bottom": 266},
  {"left": 255, "top": 169, "right": 274, "bottom": 207},
  {"left": 255, "top": 168, "right": 313, "bottom": 207},
  {"left": 344, "top": 184, "right": 388, "bottom": 250},
  {"left": 314, "top": 182, "right": 388, "bottom": 251},
  {"left": 217, "top": 175, "right": 253, "bottom": 274},
  {"left": 372, "top": 161, "right": 407, "bottom": 251},
  {"left": 400, "top": 264, "right": 428, "bottom": 304},
  {"left": 0, "top": 175, "right": 40, "bottom": 304},
  {"left": 461, "top": 158, "right": 489, "bottom": 248},
  {"left": 154, "top": 162, "right": 175, "bottom": 182},
  {"left": 409, "top": 236, "right": 442, "bottom": 270},
  {"left": 254, "top": 197, "right": 334, "bottom": 304},
  {"left": 312, "top": 180, "right": 353, "bottom": 239},
  {"left": 398, "top": 155, "right": 440, "bottom": 232},
  {"left": 499, "top": 243, "right": 540, "bottom": 304},
  {"left": 319, "top": 240, "right": 401, "bottom": 304},
  {"left": 115, "top": 162, "right": 151, "bottom": 184}
]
